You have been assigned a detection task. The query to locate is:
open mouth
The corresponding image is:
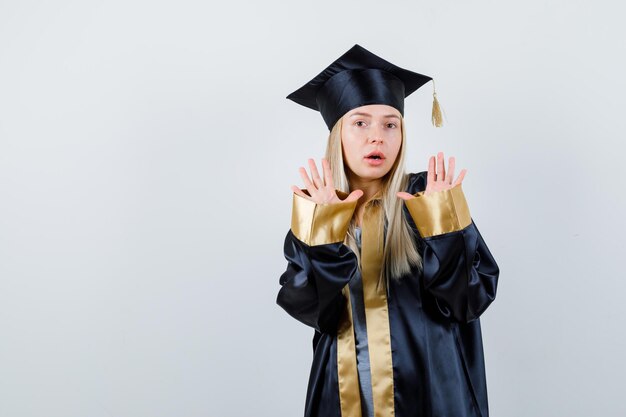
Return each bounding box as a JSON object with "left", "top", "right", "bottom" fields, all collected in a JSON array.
[
  {"left": 365, "top": 151, "right": 386, "bottom": 160},
  {"left": 364, "top": 151, "right": 386, "bottom": 166}
]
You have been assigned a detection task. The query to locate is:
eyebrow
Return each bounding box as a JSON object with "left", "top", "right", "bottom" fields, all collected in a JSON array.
[{"left": 349, "top": 112, "right": 400, "bottom": 120}]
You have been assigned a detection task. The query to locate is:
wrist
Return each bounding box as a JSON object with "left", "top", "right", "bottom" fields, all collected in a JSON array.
[
  {"left": 404, "top": 183, "right": 471, "bottom": 238},
  {"left": 291, "top": 189, "right": 358, "bottom": 246}
]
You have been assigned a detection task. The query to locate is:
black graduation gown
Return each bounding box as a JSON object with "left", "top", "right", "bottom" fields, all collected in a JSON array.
[{"left": 277, "top": 171, "right": 500, "bottom": 417}]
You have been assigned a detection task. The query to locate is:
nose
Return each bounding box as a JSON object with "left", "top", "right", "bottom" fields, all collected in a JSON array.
[{"left": 368, "top": 127, "right": 384, "bottom": 143}]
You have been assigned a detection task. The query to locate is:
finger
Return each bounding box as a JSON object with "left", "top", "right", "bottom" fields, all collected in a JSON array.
[
  {"left": 437, "top": 151, "right": 445, "bottom": 182},
  {"left": 427, "top": 156, "right": 436, "bottom": 190},
  {"left": 291, "top": 185, "right": 311, "bottom": 200},
  {"left": 322, "top": 158, "right": 335, "bottom": 190},
  {"left": 345, "top": 189, "right": 364, "bottom": 203},
  {"left": 298, "top": 166, "right": 317, "bottom": 197},
  {"left": 447, "top": 156, "right": 455, "bottom": 185},
  {"left": 308, "top": 158, "right": 324, "bottom": 189},
  {"left": 453, "top": 168, "right": 467, "bottom": 186},
  {"left": 396, "top": 191, "right": 415, "bottom": 201}
]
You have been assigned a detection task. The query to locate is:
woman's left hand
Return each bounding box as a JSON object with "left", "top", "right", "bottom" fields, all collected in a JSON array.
[{"left": 396, "top": 151, "right": 467, "bottom": 200}]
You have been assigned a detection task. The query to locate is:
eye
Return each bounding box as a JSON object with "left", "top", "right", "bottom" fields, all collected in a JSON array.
[
  {"left": 355, "top": 120, "right": 366, "bottom": 127},
  {"left": 386, "top": 123, "right": 397, "bottom": 128}
]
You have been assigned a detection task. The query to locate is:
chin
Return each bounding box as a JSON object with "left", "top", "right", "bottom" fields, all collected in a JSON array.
[{"left": 356, "top": 168, "right": 392, "bottom": 180}]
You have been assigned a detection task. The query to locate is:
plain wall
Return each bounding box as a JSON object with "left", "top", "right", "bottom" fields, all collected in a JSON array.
[{"left": 1, "top": 1, "right": 625, "bottom": 416}]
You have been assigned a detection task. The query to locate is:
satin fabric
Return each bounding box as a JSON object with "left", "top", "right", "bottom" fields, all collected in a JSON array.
[
  {"left": 350, "top": 226, "right": 375, "bottom": 417},
  {"left": 277, "top": 171, "right": 500, "bottom": 417},
  {"left": 291, "top": 189, "right": 356, "bottom": 246},
  {"left": 359, "top": 201, "right": 395, "bottom": 417},
  {"left": 286, "top": 44, "right": 432, "bottom": 130},
  {"left": 317, "top": 68, "right": 407, "bottom": 131}
]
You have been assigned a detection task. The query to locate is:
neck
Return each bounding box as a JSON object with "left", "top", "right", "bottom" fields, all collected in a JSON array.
[
  {"left": 348, "top": 173, "right": 384, "bottom": 224},
  {"left": 357, "top": 180, "right": 382, "bottom": 202}
]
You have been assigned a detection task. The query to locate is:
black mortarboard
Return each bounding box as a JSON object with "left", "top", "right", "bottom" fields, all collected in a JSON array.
[{"left": 286, "top": 44, "right": 443, "bottom": 130}]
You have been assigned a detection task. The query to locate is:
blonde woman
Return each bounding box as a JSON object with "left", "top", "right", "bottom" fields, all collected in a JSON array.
[{"left": 277, "top": 44, "right": 500, "bottom": 417}]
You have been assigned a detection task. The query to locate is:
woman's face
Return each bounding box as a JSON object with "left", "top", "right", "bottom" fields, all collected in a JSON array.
[{"left": 340, "top": 104, "right": 402, "bottom": 182}]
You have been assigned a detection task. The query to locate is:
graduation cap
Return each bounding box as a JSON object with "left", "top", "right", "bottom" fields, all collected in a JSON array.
[{"left": 286, "top": 44, "right": 443, "bottom": 130}]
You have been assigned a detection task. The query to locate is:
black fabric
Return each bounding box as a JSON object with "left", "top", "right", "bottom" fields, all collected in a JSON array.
[
  {"left": 286, "top": 44, "right": 432, "bottom": 130},
  {"left": 276, "top": 171, "right": 500, "bottom": 417}
]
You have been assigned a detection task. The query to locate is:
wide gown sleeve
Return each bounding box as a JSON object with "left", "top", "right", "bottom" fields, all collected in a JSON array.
[
  {"left": 276, "top": 189, "right": 359, "bottom": 334},
  {"left": 404, "top": 180, "right": 500, "bottom": 323}
]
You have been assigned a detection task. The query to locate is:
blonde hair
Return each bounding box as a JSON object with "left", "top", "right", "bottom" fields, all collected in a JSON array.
[{"left": 324, "top": 116, "right": 423, "bottom": 284}]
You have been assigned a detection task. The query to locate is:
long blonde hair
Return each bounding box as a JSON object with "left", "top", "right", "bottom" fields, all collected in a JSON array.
[{"left": 324, "top": 116, "right": 423, "bottom": 283}]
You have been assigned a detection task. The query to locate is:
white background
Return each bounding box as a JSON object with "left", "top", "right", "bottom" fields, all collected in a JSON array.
[{"left": 1, "top": 1, "right": 625, "bottom": 416}]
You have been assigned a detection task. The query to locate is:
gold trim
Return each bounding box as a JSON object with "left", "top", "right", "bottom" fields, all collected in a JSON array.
[
  {"left": 290, "top": 189, "right": 358, "bottom": 246},
  {"left": 405, "top": 183, "right": 471, "bottom": 238},
  {"left": 361, "top": 202, "right": 395, "bottom": 417},
  {"left": 336, "top": 286, "right": 362, "bottom": 417}
]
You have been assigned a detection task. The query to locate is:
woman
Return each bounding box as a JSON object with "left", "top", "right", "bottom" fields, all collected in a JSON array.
[{"left": 277, "top": 44, "right": 500, "bottom": 417}]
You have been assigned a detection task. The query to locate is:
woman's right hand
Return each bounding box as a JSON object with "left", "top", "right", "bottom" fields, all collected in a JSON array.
[{"left": 291, "top": 158, "right": 363, "bottom": 204}]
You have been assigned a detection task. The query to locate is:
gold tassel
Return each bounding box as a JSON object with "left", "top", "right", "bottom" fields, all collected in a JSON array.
[{"left": 431, "top": 80, "right": 444, "bottom": 127}]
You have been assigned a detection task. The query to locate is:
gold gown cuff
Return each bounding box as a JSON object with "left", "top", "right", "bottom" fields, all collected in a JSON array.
[
  {"left": 404, "top": 183, "right": 472, "bottom": 238},
  {"left": 291, "top": 189, "right": 357, "bottom": 246}
]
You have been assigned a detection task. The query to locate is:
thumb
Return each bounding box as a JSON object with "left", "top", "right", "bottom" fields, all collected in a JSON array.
[
  {"left": 345, "top": 189, "right": 364, "bottom": 203},
  {"left": 396, "top": 191, "right": 415, "bottom": 201}
]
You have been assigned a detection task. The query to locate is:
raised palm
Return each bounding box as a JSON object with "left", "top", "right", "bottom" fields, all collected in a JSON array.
[
  {"left": 397, "top": 151, "right": 467, "bottom": 200},
  {"left": 291, "top": 158, "right": 363, "bottom": 204}
]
